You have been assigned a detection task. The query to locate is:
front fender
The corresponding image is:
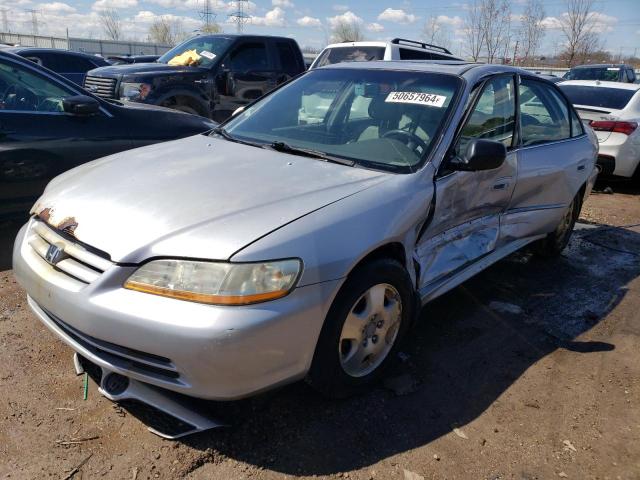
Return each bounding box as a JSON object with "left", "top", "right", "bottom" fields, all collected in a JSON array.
[{"left": 230, "top": 167, "right": 435, "bottom": 287}]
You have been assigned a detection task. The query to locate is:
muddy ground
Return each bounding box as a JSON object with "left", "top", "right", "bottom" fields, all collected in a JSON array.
[{"left": 1, "top": 184, "right": 639, "bottom": 480}]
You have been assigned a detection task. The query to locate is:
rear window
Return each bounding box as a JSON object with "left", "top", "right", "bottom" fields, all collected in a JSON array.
[
  {"left": 559, "top": 85, "right": 637, "bottom": 110},
  {"left": 314, "top": 47, "right": 385, "bottom": 68},
  {"left": 565, "top": 67, "right": 620, "bottom": 81}
]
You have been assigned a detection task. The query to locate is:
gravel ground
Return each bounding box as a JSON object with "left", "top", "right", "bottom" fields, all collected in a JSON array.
[{"left": 1, "top": 186, "right": 639, "bottom": 480}]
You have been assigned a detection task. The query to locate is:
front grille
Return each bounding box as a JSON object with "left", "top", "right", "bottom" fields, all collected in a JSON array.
[
  {"left": 44, "top": 307, "right": 181, "bottom": 383},
  {"left": 27, "top": 220, "right": 113, "bottom": 284},
  {"left": 84, "top": 75, "right": 117, "bottom": 99}
]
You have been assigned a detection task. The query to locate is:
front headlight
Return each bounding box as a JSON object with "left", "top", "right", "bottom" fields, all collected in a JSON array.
[
  {"left": 120, "top": 82, "right": 151, "bottom": 101},
  {"left": 124, "top": 259, "right": 302, "bottom": 305}
]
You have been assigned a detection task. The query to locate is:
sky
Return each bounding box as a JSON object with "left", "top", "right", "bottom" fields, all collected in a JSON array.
[{"left": 1, "top": 0, "right": 640, "bottom": 57}]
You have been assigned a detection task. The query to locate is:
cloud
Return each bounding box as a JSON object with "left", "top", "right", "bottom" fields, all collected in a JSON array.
[
  {"left": 297, "top": 15, "right": 321, "bottom": 27},
  {"left": 327, "top": 10, "right": 362, "bottom": 28},
  {"left": 541, "top": 11, "right": 617, "bottom": 33},
  {"left": 272, "top": 0, "right": 293, "bottom": 7},
  {"left": 377, "top": 8, "right": 417, "bottom": 24},
  {"left": 366, "top": 22, "right": 383, "bottom": 32},
  {"left": 249, "top": 6, "right": 286, "bottom": 27},
  {"left": 38, "top": 1, "right": 76, "bottom": 13},
  {"left": 332, "top": 4, "right": 348, "bottom": 11},
  {"left": 92, "top": 0, "right": 137, "bottom": 10},
  {"left": 435, "top": 15, "right": 463, "bottom": 27}
]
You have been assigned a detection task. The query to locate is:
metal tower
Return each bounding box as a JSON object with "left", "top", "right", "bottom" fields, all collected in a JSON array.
[{"left": 228, "top": 0, "right": 250, "bottom": 33}]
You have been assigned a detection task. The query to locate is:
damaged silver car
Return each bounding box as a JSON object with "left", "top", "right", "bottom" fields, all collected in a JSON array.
[{"left": 13, "top": 62, "right": 597, "bottom": 430}]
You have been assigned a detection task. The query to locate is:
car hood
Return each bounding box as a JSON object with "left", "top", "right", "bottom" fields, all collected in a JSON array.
[
  {"left": 88, "top": 62, "right": 207, "bottom": 77},
  {"left": 31, "top": 135, "right": 389, "bottom": 263}
]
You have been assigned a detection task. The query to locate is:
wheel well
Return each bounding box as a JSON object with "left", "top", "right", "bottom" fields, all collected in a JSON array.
[
  {"left": 349, "top": 243, "right": 407, "bottom": 276},
  {"left": 163, "top": 95, "right": 207, "bottom": 116}
]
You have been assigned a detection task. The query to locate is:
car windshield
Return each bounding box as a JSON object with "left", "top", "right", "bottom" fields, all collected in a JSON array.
[
  {"left": 564, "top": 67, "right": 620, "bottom": 81},
  {"left": 222, "top": 68, "right": 461, "bottom": 172},
  {"left": 158, "top": 36, "right": 232, "bottom": 67},
  {"left": 559, "top": 85, "right": 637, "bottom": 110},
  {"left": 315, "top": 47, "right": 385, "bottom": 68}
]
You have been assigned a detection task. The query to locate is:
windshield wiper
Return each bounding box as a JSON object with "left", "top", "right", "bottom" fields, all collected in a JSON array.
[
  {"left": 211, "top": 126, "right": 263, "bottom": 148},
  {"left": 268, "top": 141, "right": 355, "bottom": 167}
]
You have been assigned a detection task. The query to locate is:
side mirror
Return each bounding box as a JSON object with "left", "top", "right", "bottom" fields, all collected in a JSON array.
[
  {"left": 449, "top": 139, "right": 506, "bottom": 172},
  {"left": 63, "top": 95, "right": 100, "bottom": 116}
]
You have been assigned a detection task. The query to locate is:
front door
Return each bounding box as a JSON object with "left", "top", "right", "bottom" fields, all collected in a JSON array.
[
  {"left": 415, "top": 75, "right": 518, "bottom": 289},
  {"left": 214, "top": 40, "right": 275, "bottom": 122}
]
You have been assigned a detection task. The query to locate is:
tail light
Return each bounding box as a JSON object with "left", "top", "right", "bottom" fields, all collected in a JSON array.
[{"left": 590, "top": 120, "right": 638, "bottom": 136}]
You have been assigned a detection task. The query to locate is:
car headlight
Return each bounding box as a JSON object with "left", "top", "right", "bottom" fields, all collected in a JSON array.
[
  {"left": 124, "top": 259, "right": 302, "bottom": 305},
  {"left": 119, "top": 82, "right": 151, "bottom": 101}
]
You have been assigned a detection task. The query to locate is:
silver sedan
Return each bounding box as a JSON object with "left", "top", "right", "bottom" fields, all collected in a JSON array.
[{"left": 13, "top": 62, "right": 597, "bottom": 417}]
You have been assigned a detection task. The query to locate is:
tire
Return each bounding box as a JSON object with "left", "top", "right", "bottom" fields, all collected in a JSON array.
[
  {"left": 533, "top": 192, "right": 582, "bottom": 257},
  {"left": 306, "top": 258, "right": 415, "bottom": 398}
]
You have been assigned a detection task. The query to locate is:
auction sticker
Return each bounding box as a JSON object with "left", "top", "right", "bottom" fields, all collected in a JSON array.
[
  {"left": 385, "top": 91, "right": 447, "bottom": 107},
  {"left": 200, "top": 50, "right": 217, "bottom": 60}
]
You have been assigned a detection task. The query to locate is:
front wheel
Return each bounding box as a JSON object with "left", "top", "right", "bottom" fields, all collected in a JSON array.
[
  {"left": 306, "top": 259, "right": 415, "bottom": 398},
  {"left": 533, "top": 193, "right": 582, "bottom": 257}
]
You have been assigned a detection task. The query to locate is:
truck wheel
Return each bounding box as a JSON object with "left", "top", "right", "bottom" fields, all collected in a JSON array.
[
  {"left": 533, "top": 193, "right": 582, "bottom": 257},
  {"left": 306, "top": 259, "right": 414, "bottom": 398}
]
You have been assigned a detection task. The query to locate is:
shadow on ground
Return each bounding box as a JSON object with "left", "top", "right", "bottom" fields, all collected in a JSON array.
[{"left": 162, "top": 223, "right": 640, "bottom": 476}]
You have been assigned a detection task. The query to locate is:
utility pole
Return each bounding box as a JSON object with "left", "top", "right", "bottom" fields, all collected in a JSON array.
[
  {"left": 198, "top": 0, "right": 217, "bottom": 32},
  {"left": 228, "top": 0, "right": 249, "bottom": 33},
  {"left": 28, "top": 9, "right": 39, "bottom": 35}
]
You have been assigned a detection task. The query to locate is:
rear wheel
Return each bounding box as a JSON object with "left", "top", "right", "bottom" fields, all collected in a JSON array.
[
  {"left": 533, "top": 193, "right": 582, "bottom": 257},
  {"left": 306, "top": 259, "right": 414, "bottom": 398}
]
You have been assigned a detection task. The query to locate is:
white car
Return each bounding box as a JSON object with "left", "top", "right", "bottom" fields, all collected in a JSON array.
[
  {"left": 560, "top": 80, "right": 640, "bottom": 179},
  {"left": 309, "top": 38, "right": 460, "bottom": 69}
]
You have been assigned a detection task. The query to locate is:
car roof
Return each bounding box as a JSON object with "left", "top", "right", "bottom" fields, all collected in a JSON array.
[
  {"left": 7, "top": 47, "right": 101, "bottom": 59},
  {"left": 321, "top": 60, "right": 537, "bottom": 80},
  {"left": 560, "top": 80, "right": 640, "bottom": 90},
  {"left": 571, "top": 64, "right": 627, "bottom": 69},
  {"left": 323, "top": 41, "right": 389, "bottom": 49}
]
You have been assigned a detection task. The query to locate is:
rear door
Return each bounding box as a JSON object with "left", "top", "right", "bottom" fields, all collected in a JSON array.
[
  {"left": 502, "top": 77, "right": 589, "bottom": 240},
  {"left": 415, "top": 74, "right": 518, "bottom": 289},
  {"left": 274, "top": 39, "right": 302, "bottom": 86},
  {"left": 214, "top": 39, "right": 274, "bottom": 121}
]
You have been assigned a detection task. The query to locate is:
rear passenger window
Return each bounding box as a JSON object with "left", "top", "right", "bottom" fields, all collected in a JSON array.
[
  {"left": 570, "top": 108, "right": 584, "bottom": 137},
  {"left": 519, "top": 79, "right": 570, "bottom": 146},
  {"left": 399, "top": 48, "right": 431, "bottom": 60},
  {"left": 457, "top": 75, "right": 516, "bottom": 153},
  {"left": 47, "top": 54, "right": 96, "bottom": 72},
  {"left": 276, "top": 41, "right": 298, "bottom": 75}
]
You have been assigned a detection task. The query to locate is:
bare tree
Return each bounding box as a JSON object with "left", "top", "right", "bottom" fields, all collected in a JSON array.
[
  {"left": 148, "top": 17, "right": 186, "bottom": 45},
  {"left": 480, "top": 0, "right": 511, "bottom": 63},
  {"left": 422, "top": 15, "right": 450, "bottom": 46},
  {"left": 559, "top": 0, "right": 599, "bottom": 67},
  {"left": 199, "top": 22, "right": 221, "bottom": 34},
  {"left": 99, "top": 9, "right": 122, "bottom": 41},
  {"left": 464, "top": 0, "right": 484, "bottom": 61},
  {"left": 331, "top": 18, "right": 364, "bottom": 43},
  {"left": 519, "top": 0, "right": 545, "bottom": 65}
]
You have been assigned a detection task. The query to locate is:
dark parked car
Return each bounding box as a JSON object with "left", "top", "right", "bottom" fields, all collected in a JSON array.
[
  {"left": 8, "top": 47, "right": 110, "bottom": 85},
  {"left": 107, "top": 55, "right": 160, "bottom": 65},
  {"left": 84, "top": 34, "right": 306, "bottom": 122},
  {"left": 0, "top": 50, "right": 215, "bottom": 218},
  {"left": 564, "top": 64, "right": 637, "bottom": 83}
]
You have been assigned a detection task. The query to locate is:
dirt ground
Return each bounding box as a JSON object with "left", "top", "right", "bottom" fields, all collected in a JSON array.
[{"left": 1, "top": 184, "right": 639, "bottom": 480}]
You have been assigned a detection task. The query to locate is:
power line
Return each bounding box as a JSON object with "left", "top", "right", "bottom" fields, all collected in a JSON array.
[
  {"left": 228, "top": 0, "right": 250, "bottom": 33},
  {"left": 0, "top": 9, "right": 9, "bottom": 32},
  {"left": 27, "top": 8, "right": 38, "bottom": 35}
]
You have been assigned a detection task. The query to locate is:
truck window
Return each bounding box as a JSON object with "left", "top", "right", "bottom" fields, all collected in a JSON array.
[
  {"left": 276, "top": 41, "right": 299, "bottom": 75},
  {"left": 229, "top": 42, "right": 268, "bottom": 71},
  {"left": 315, "top": 47, "right": 385, "bottom": 68}
]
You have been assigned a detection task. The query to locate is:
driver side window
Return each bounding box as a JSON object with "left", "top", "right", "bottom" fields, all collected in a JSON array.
[
  {"left": 0, "top": 60, "right": 72, "bottom": 112},
  {"left": 456, "top": 75, "right": 516, "bottom": 156},
  {"left": 228, "top": 42, "right": 268, "bottom": 72}
]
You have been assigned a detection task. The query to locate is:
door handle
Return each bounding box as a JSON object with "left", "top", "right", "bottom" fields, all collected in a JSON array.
[
  {"left": 577, "top": 164, "right": 586, "bottom": 171},
  {"left": 493, "top": 182, "right": 509, "bottom": 190}
]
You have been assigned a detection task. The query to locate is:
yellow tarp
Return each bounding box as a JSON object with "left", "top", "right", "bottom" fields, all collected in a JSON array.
[{"left": 168, "top": 50, "right": 201, "bottom": 66}]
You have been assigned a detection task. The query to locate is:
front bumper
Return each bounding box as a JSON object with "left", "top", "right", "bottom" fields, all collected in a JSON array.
[{"left": 13, "top": 221, "right": 342, "bottom": 400}]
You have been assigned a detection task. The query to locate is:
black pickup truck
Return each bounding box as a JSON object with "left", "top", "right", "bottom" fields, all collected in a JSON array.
[{"left": 84, "top": 34, "right": 305, "bottom": 122}]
